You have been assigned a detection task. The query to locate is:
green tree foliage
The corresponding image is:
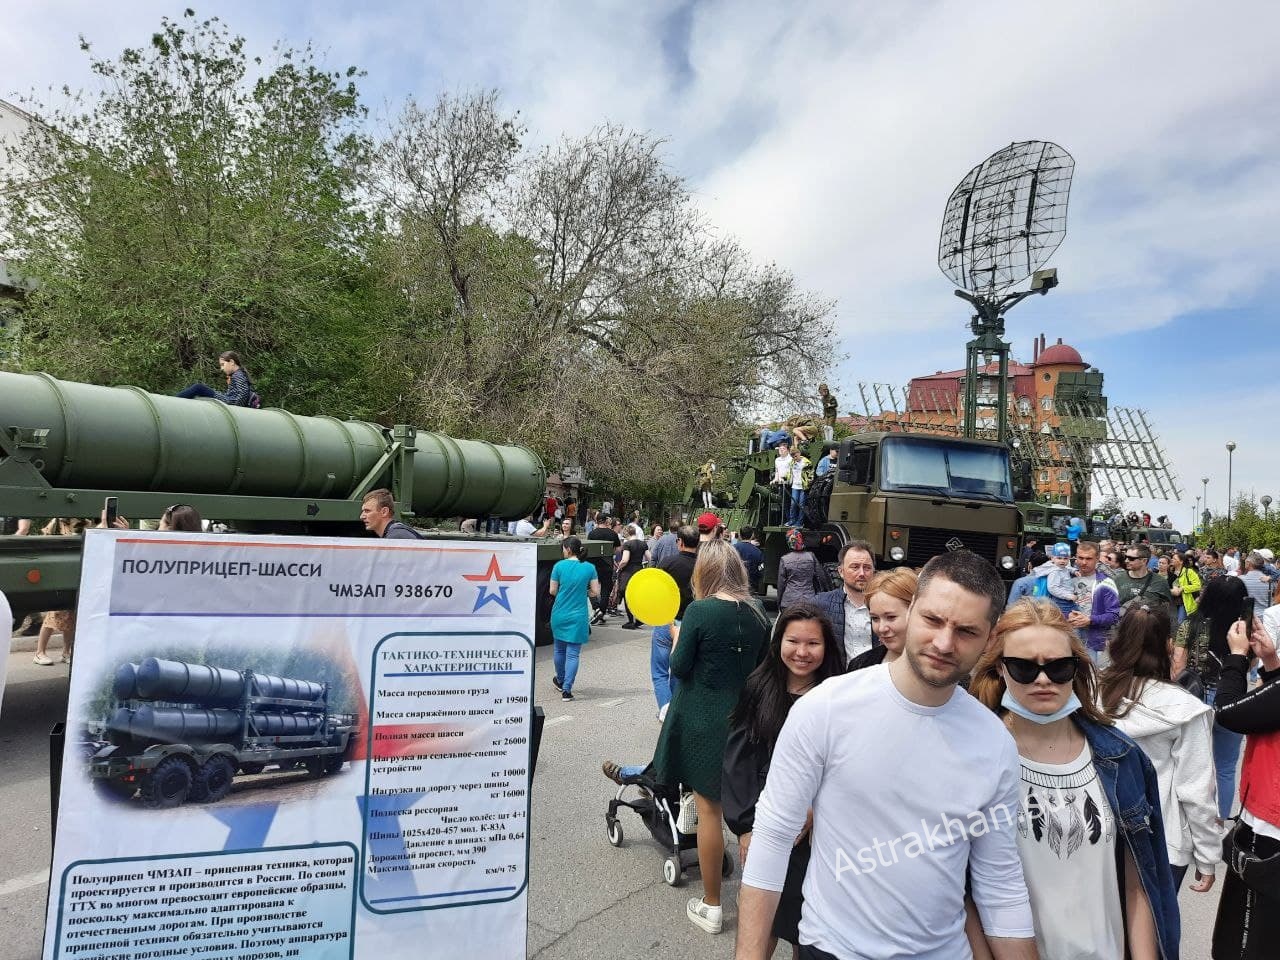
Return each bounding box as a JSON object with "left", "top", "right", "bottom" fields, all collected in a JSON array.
[
  {"left": 1, "top": 11, "right": 376, "bottom": 414},
  {"left": 1203, "top": 496, "right": 1280, "bottom": 555},
  {"left": 373, "top": 95, "right": 838, "bottom": 491},
  {"left": 3, "top": 15, "right": 839, "bottom": 499}
]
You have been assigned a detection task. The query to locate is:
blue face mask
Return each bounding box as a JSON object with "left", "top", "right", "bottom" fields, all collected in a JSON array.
[{"left": 1001, "top": 688, "right": 1081, "bottom": 725}]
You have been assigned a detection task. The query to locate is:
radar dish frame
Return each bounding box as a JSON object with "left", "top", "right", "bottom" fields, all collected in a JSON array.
[{"left": 939, "top": 140, "right": 1074, "bottom": 296}]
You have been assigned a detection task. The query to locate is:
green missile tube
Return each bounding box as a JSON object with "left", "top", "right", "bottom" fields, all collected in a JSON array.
[{"left": 0, "top": 371, "right": 545, "bottom": 519}]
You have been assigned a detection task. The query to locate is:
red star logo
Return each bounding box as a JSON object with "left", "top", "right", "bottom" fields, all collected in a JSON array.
[
  {"left": 463, "top": 555, "right": 523, "bottom": 612},
  {"left": 462, "top": 555, "right": 523, "bottom": 584}
]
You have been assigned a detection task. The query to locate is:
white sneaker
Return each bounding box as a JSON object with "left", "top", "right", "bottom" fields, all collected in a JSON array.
[
  {"left": 33, "top": 654, "right": 55, "bottom": 666},
  {"left": 686, "top": 897, "right": 723, "bottom": 934}
]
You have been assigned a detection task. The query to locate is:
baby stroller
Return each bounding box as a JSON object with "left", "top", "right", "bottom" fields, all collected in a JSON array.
[{"left": 605, "top": 764, "right": 734, "bottom": 887}]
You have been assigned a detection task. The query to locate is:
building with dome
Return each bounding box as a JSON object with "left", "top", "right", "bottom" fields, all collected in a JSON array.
[{"left": 885, "top": 334, "right": 1106, "bottom": 506}]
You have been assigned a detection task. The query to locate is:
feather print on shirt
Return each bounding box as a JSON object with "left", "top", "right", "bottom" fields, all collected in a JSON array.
[
  {"left": 1084, "top": 793, "right": 1103, "bottom": 844},
  {"left": 1027, "top": 788, "right": 1045, "bottom": 842}
]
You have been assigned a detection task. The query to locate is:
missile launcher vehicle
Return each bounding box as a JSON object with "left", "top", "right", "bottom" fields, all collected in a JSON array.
[
  {"left": 0, "top": 371, "right": 609, "bottom": 642},
  {"left": 86, "top": 657, "right": 356, "bottom": 808}
]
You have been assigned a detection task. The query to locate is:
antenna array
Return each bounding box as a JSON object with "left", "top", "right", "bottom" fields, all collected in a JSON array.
[{"left": 853, "top": 382, "right": 1182, "bottom": 503}]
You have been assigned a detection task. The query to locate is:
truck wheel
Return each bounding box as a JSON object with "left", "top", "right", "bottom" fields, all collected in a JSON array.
[
  {"left": 140, "top": 757, "right": 193, "bottom": 808},
  {"left": 305, "top": 757, "right": 329, "bottom": 778},
  {"left": 323, "top": 755, "right": 345, "bottom": 775},
  {"left": 193, "top": 756, "right": 236, "bottom": 803}
]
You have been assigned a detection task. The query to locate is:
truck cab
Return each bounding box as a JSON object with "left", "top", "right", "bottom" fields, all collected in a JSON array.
[
  {"left": 821, "top": 432, "right": 1021, "bottom": 573},
  {"left": 740, "top": 431, "right": 1021, "bottom": 592}
]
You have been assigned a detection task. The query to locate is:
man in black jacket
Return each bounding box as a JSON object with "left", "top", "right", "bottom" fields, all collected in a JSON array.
[
  {"left": 588, "top": 516, "right": 621, "bottom": 622},
  {"left": 360, "top": 489, "right": 424, "bottom": 540},
  {"left": 812, "top": 540, "right": 875, "bottom": 665}
]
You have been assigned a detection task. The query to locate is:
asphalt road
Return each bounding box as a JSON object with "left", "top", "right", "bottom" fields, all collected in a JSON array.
[{"left": 2, "top": 626, "right": 1225, "bottom": 959}]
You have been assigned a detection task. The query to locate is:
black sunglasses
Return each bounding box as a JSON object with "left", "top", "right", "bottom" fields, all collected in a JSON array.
[
  {"left": 1124, "top": 554, "right": 1145, "bottom": 562},
  {"left": 1001, "top": 656, "right": 1078, "bottom": 685}
]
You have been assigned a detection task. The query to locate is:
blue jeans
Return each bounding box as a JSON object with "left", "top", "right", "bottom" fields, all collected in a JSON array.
[
  {"left": 553, "top": 640, "right": 582, "bottom": 693},
  {"left": 1206, "top": 686, "right": 1244, "bottom": 818},
  {"left": 650, "top": 625, "right": 680, "bottom": 709},
  {"left": 177, "top": 382, "right": 219, "bottom": 399},
  {"left": 789, "top": 488, "right": 805, "bottom": 524}
]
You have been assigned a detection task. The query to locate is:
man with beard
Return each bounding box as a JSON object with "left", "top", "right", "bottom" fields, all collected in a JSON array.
[
  {"left": 737, "top": 550, "right": 1034, "bottom": 960},
  {"left": 814, "top": 541, "right": 875, "bottom": 666}
]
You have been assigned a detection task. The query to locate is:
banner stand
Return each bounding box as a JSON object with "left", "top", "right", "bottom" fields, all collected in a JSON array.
[{"left": 48, "top": 721, "right": 64, "bottom": 840}]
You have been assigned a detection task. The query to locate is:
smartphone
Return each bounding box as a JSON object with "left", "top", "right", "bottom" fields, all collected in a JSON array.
[
  {"left": 1240, "top": 596, "right": 1257, "bottom": 625},
  {"left": 104, "top": 496, "right": 118, "bottom": 528}
]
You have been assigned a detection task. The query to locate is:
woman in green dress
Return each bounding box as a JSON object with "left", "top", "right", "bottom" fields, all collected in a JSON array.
[{"left": 652, "top": 539, "right": 768, "bottom": 934}]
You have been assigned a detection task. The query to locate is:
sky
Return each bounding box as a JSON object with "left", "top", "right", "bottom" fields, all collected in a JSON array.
[{"left": 4, "top": 0, "right": 1277, "bottom": 526}]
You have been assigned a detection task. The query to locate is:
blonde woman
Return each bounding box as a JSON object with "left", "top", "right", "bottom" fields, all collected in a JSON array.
[
  {"left": 651, "top": 540, "right": 768, "bottom": 935},
  {"left": 847, "top": 567, "right": 918, "bottom": 672}
]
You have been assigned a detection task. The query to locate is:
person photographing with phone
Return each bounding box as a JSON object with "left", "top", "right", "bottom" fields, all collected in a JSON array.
[{"left": 1211, "top": 605, "right": 1280, "bottom": 959}]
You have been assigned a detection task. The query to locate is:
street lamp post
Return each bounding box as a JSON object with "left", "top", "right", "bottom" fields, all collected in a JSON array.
[
  {"left": 1227, "top": 442, "right": 1237, "bottom": 523},
  {"left": 1264, "top": 495, "right": 1273, "bottom": 522},
  {"left": 1202, "top": 477, "right": 1210, "bottom": 521},
  {"left": 1194, "top": 496, "right": 1201, "bottom": 531}
]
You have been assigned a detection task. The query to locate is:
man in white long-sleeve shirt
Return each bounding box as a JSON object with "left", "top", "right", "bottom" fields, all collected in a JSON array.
[{"left": 737, "top": 550, "right": 1038, "bottom": 960}]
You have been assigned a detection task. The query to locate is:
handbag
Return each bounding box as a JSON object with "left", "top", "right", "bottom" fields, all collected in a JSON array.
[
  {"left": 676, "top": 790, "right": 700, "bottom": 834},
  {"left": 1174, "top": 666, "right": 1206, "bottom": 702},
  {"left": 1222, "top": 818, "right": 1280, "bottom": 900}
]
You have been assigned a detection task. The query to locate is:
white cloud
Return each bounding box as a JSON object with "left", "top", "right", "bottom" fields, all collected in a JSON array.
[{"left": 4, "top": 0, "right": 1279, "bottom": 512}]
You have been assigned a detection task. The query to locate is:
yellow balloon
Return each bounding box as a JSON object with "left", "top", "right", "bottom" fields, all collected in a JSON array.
[{"left": 624, "top": 568, "right": 681, "bottom": 626}]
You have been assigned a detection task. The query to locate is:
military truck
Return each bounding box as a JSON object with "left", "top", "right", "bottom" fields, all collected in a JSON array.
[
  {"left": 0, "top": 370, "right": 608, "bottom": 642},
  {"left": 87, "top": 657, "right": 356, "bottom": 808},
  {"left": 716, "top": 431, "right": 1022, "bottom": 593},
  {"left": 1017, "top": 502, "right": 1074, "bottom": 542}
]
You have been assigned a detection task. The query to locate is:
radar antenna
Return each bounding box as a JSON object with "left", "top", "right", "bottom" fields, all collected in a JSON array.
[{"left": 939, "top": 141, "right": 1074, "bottom": 441}]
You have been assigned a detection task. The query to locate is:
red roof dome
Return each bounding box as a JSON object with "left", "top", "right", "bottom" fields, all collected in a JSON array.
[{"left": 1034, "top": 341, "right": 1084, "bottom": 367}]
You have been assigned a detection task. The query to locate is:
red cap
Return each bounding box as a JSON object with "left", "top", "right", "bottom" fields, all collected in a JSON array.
[{"left": 696, "top": 511, "right": 722, "bottom": 532}]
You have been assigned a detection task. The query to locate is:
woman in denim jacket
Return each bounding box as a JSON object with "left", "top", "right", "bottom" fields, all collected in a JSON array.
[{"left": 970, "top": 599, "right": 1179, "bottom": 960}]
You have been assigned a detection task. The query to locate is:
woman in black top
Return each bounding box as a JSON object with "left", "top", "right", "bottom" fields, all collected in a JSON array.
[
  {"left": 618, "top": 524, "right": 649, "bottom": 629},
  {"left": 1212, "top": 615, "right": 1280, "bottom": 959},
  {"left": 722, "top": 602, "right": 843, "bottom": 957}
]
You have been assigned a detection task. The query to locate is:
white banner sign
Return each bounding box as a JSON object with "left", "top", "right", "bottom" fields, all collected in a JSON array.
[{"left": 44, "top": 530, "right": 535, "bottom": 960}]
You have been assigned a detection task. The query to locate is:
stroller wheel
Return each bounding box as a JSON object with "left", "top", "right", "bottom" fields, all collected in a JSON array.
[
  {"left": 721, "top": 851, "right": 735, "bottom": 878},
  {"left": 663, "top": 855, "right": 683, "bottom": 887},
  {"left": 605, "top": 817, "right": 624, "bottom": 847}
]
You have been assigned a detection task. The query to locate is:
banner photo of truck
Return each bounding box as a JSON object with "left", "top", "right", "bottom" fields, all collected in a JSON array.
[{"left": 44, "top": 529, "right": 536, "bottom": 960}]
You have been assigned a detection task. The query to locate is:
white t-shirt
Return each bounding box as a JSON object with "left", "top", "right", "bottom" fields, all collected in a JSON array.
[
  {"left": 514, "top": 518, "right": 536, "bottom": 537},
  {"left": 1016, "top": 742, "right": 1124, "bottom": 960},
  {"left": 1223, "top": 553, "right": 1240, "bottom": 575},
  {"left": 773, "top": 453, "right": 793, "bottom": 485},
  {"left": 843, "top": 597, "right": 872, "bottom": 662},
  {"left": 744, "top": 666, "right": 1033, "bottom": 958},
  {"left": 790, "top": 457, "right": 808, "bottom": 490}
]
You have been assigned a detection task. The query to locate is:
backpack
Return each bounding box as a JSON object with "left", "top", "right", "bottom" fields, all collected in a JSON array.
[
  {"left": 248, "top": 390, "right": 262, "bottom": 409},
  {"left": 1033, "top": 574, "right": 1049, "bottom": 597}
]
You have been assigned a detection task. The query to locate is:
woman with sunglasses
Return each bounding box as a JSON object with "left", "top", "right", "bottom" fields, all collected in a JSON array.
[
  {"left": 971, "top": 599, "right": 1178, "bottom": 960},
  {"left": 1099, "top": 604, "right": 1219, "bottom": 893}
]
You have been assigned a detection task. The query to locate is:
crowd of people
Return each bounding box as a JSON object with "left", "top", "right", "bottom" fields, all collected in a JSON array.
[
  {"left": 579, "top": 533, "right": 1279, "bottom": 959},
  {"left": 12, "top": 505, "right": 205, "bottom": 666}
]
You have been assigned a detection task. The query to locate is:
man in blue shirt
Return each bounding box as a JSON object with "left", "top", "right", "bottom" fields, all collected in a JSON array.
[
  {"left": 1006, "top": 550, "right": 1048, "bottom": 605},
  {"left": 814, "top": 443, "right": 836, "bottom": 478},
  {"left": 733, "top": 526, "right": 765, "bottom": 594}
]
